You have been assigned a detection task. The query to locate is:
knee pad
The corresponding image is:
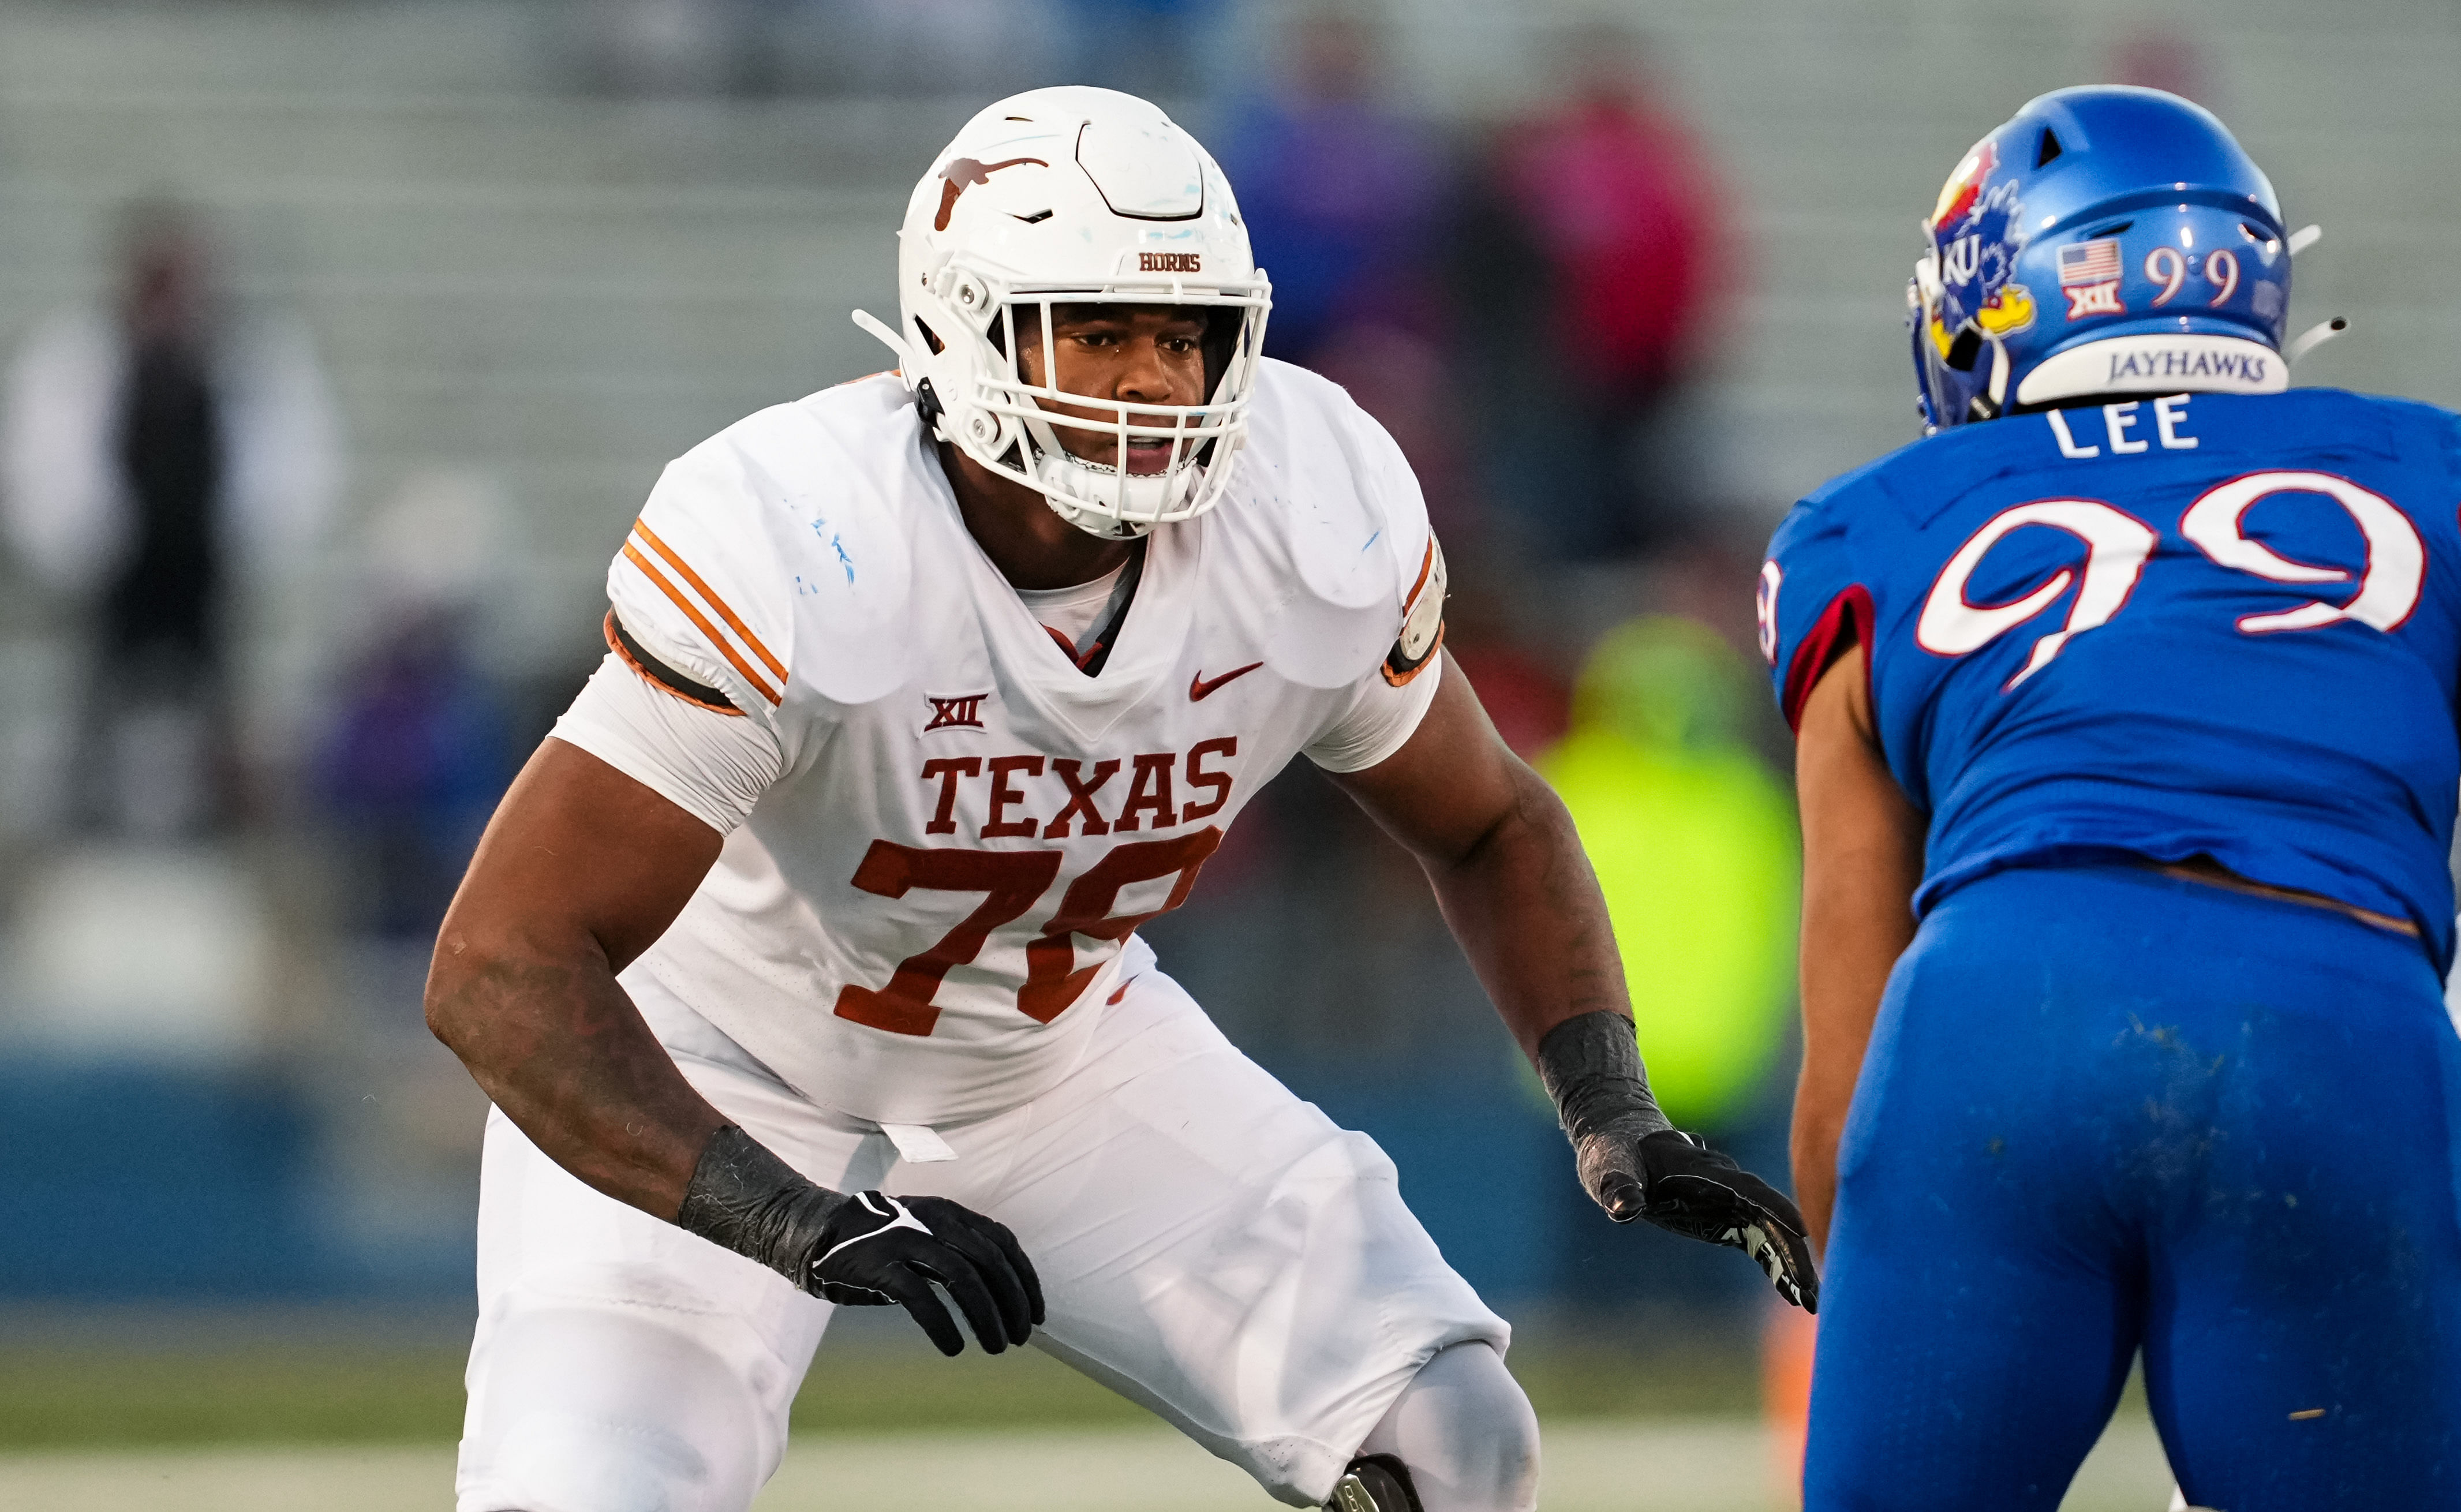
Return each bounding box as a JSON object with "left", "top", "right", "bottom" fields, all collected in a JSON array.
[
  {"left": 480, "top": 1408, "right": 717, "bottom": 1512},
  {"left": 1352, "top": 1341, "right": 1540, "bottom": 1512},
  {"left": 459, "top": 1301, "right": 780, "bottom": 1512}
]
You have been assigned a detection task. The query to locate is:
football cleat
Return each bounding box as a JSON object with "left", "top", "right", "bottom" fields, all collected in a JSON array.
[{"left": 1325, "top": 1455, "right": 1423, "bottom": 1512}]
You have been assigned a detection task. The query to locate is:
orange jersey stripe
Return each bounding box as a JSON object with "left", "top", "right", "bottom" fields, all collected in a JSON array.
[
  {"left": 1403, "top": 537, "right": 1436, "bottom": 612},
  {"left": 619, "top": 542, "right": 783, "bottom": 706},
  {"left": 603, "top": 608, "right": 744, "bottom": 718},
  {"left": 629, "top": 520, "right": 787, "bottom": 683}
]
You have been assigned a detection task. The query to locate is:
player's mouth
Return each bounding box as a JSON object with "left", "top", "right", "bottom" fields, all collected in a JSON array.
[{"left": 1123, "top": 437, "right": 1177, "bottom": 475}]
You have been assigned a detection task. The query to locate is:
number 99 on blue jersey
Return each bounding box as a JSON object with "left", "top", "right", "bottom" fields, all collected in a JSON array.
[{"left": 1760, "top": 386, "right": 2461, "bottom": 970}]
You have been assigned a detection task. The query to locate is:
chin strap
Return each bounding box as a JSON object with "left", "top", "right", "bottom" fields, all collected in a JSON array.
[
  {"left": 852, "top": 309, "right": 947, "bottom": 435},
  {"left": 1965, "top": 332, "right": 2010, "bottom": 423}
]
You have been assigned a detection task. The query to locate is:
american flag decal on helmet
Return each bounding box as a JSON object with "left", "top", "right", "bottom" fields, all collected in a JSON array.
[
  {"left": 2059, "top": 239, "right": 2123, "bottom": 286},
  {"left": 2059, "top": 238, "right": 2126, "bottom": 320}
]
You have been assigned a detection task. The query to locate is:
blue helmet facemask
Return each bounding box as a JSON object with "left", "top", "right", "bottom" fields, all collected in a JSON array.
[{"left": 1909, "top": 86, "right": 2294, "bottom": 434}]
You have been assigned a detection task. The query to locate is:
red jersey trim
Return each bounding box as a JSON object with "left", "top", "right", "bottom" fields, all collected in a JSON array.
[{"left": 1781, "top": 584, "right": 1876, "bottom": 734}]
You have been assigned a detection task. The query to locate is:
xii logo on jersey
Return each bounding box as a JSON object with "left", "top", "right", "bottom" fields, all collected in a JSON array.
[
  {"left": 2060, "top": 239, "right": 2126, "bottom": 319},
  {"left": 923, "top": 691, "right": 992, "bottom": 733}
]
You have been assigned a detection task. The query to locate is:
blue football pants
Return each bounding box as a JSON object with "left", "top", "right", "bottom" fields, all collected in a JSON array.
[{"left": 1804, "top": 864, "right": 2461, "bottom": 1510}]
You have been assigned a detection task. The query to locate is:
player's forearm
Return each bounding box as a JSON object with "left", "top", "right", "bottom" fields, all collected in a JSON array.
[
  {"left": 424, "top": 740, "right": 735, "bottom": 1219},
  {"left": 1793, "top": 867, "right": 1909, "bottom": 1254},
  {"left": 1793, "top": 649, "right": 1924, "bottom": 1254},
  {"left": 425, "top": 928, "right": 728, "bottom": 1221},
  {"left": 1790, "top": 1080, "right": 1851, "bottom": 1258},
  {"left": 1423, "top": 764, "right": 1631, "bottom": 1061},
  {"left": 1414, "top": 762, "right": 1819, "bottom": 1308},
  {"left": 1794, "top": 803, "right": 1928, "bottom": 1255}
]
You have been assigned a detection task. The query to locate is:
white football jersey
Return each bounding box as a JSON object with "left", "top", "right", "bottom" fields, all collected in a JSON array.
[{"left": 555, "top": 358, "right": 1446, "bottom": 1126}]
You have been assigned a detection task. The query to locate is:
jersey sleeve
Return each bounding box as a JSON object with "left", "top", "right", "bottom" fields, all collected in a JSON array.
[
  {"left": 604, "top": 445, "right": 795, "bottom": 732},
  {"left": 551, "top": 653, "right": 784, "bottom": 834},
  {"left": 2441, "top": 403, "right": 2461, "bottom": 520},
  {"left": 1304, "top": 648, "right": 1443, "bottom": 772},
  {"left": 1300, "top": 380, "right": 1449, "bottom": 772},
  {"left": 1759, "top": 497, "right": 1873, "bottom": 733}
]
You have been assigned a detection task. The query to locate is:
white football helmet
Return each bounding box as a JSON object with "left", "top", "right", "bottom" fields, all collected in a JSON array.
[{"left": 854, "top": 87, "right": 1271, "bottom": 539}]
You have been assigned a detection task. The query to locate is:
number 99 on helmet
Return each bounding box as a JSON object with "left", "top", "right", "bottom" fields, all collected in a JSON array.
[
  {"left": 1909, "top": 85, "right": 2292, "bottom": 435},
  {"left": 855, "top": 86, "right": 1273, "bottom": 539}
]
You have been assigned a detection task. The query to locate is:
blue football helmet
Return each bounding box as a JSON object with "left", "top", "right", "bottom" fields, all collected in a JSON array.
[{"left": 1910, "top": 86, "right": 2291, "bottom": 433}]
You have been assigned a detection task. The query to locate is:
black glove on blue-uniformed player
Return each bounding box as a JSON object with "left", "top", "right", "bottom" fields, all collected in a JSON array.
[
  {"left": 676, "top": 1125, "right": 1045, "bottom": 1356},
  {"left": 1536, "top": 1011, "right": 1820, "bottom": 1312}
]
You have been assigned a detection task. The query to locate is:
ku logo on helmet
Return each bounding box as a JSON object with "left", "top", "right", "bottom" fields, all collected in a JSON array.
[
  {"left": 1930, "top": 139, "right": 1998, "bottom": 230},
  {"left": 1906, "top": 88, "right": 2295, "bottom": 435},
  {"left": 1925, "top": 139, "right": 2037, "bottom": 356}
]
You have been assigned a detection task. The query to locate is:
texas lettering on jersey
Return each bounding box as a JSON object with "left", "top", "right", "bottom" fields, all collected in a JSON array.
[
  {"left": 591, "top": 359, "right": 1445, "bottom": 1125},
  {"left": 836, "top": 739, "right": 1238, "bottom": 1039},
  {"left": 917, "top": 740, "right": 1237, "bottom": 840}
]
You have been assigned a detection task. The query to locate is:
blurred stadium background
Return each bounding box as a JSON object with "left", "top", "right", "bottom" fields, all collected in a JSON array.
[{"left": 0, "top": 0, "right": 2451, "bottom": 1505}]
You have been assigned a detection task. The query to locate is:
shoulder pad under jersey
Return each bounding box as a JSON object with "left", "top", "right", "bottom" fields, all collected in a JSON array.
[
  {"left": 608, "top": 375, "right": 925, "bottom": 717},
  {"left": 1239, "top": 359, "right": 1438, "bottom": 690}
]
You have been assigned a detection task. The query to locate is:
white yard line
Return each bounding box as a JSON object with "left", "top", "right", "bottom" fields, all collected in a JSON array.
[{"left": 0, "top": 1419, "right": 2174, "bottom": 1511}]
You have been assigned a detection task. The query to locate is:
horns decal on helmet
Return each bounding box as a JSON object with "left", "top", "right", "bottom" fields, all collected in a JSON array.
[
  {"left": 869, "top": 87, "right": 1273, "bottom": 539},
  {"left": 934, "top": 157, "right": 1050, "bottom": 231}
]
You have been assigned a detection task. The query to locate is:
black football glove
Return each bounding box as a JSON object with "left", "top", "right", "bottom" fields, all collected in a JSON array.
[
  {"left": 675, "top": 1125, "right": 1045, "bottom": 1356},
  {"left": 1593, "top": 1125, "right": 1817, "bottom": 1313},
  {"left": 1536, "top": 1012, "right": 1820, "bottom": 1313}
]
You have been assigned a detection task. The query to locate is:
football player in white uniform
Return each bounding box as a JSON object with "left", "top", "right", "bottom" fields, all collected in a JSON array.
[{"left": 427, "top": 87, "right": 1815, "bottom": 1512}]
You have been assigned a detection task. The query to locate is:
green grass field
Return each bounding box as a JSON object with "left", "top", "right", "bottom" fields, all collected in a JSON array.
[
  {"left": 0, "top": 1318, "right": 1766, "bottom": 1449},
  {"left": 0, "top": 1421, "right": 2176, "bottom": 1511},
  {"left": 0, "top": 1314, "right": 2174, "bottom": 1509}
]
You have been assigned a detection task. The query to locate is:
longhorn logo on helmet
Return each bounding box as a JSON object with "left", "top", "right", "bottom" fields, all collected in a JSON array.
[{"left": 933, "top": 156, "right": 1049, "bottom": 231}]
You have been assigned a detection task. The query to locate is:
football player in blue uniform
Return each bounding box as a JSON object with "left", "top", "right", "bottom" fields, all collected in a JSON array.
[{"left": 1761, "top": 86, "right": 2461, "bottom": 1507}]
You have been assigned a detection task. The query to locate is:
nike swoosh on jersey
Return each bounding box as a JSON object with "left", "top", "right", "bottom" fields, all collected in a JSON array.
[{"left": 1188, "top": 662, "right": 1264, "bottom": 701}]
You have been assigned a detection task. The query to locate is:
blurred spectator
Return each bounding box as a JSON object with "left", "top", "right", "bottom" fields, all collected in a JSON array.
[
  {"left": 1214, "top": 7, "right": 1493, "bottom": 554},
  {"left": 1306, "top": 322, "right": 1482, "bottom": 544},
  {"left": 1643, "top": 533, "right": 1798, "bottom": 771},
  {"left": 1, "top": 199, "right": 341, "bottom": 837},
  {"left": 1536, "top": 616, "right": 1796, "bottom": 1134},
  {"left": 317, "top": 609, "right": 514, "bottom": 941},
  {"left": 1461, "top": 24, "right": 1724, "bottom": 561},
  {"left": 1441, "top": 575, "right": 1569, "bottom": 760},
  {"left": 1215, "top": 6, "right": 1452, "bottom": 363},
  {"left": 317, "top": 471, "right": 521, "bottom": 942},
  {"left": 1054, "top": 0, "right": 1225, "bottom": 101}
]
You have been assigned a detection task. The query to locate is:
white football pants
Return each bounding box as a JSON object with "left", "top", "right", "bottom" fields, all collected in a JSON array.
[{"left": 454, "top": 956, "right": 1524, "bottom": 1511}]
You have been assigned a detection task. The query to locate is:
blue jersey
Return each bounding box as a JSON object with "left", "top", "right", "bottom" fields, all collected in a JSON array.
[{"left": 1760, "top": 387, "right": 2461, "bottom": 969}]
